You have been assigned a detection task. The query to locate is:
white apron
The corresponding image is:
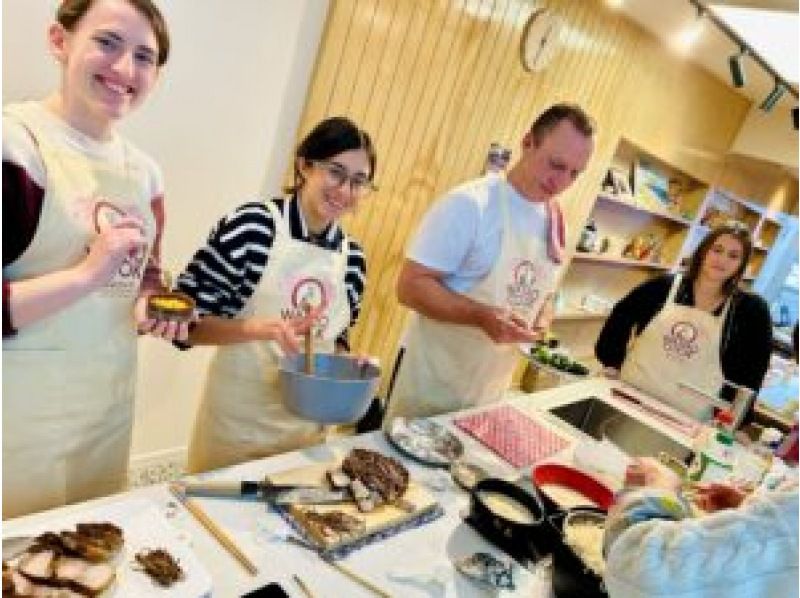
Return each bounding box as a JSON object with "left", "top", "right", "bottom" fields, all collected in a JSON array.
[
  {"left": 621, "top": 274, "right": 729, "bottom": 420},
  {"left": 3, "top": 105, "right": 154, "bottom": 519},
  {"left": 188, "top": 200, "right": 352, "bottom": 473},
  {"left": 386, "top": 180, "right": 559, "bottom": 421}
]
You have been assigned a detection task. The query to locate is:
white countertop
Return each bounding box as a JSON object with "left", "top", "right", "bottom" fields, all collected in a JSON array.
[{"left": 3, "top": 377, "right": 703, "bottom": 597}]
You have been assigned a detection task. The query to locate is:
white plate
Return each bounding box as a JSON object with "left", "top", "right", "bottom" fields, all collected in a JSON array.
[
  {"left": 387, "top": 417, "right": 464, "bottom": 467},
  {"left": 4, "top": 498, "right": 212, "bottom": 598}
]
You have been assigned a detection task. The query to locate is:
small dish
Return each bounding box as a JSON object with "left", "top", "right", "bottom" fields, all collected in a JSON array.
[
  {"left": 147, "top": 292, "right": 195, "bottom": 321},
  {"left": 562, "top": 510, "right": 607, "bottom": 576},
  {"left": 518, "top": 344, "right": 591, "bottom": 378},
  {"left": 453, "top": 552, "right": 515, "bottom": 590},
  {"left": 450, "top": 461, "right": 489, "bottom": 491},
  {"left": 387, "top": 417, "right": 464, "bottom": 467},
  {"left": 532, "top": 463, "right": 614, "bottom": 511}
]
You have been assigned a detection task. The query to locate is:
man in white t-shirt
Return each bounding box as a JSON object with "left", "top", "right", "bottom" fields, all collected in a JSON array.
[{"left": 386, "top": 104, "right": 596, "bottom": 421}]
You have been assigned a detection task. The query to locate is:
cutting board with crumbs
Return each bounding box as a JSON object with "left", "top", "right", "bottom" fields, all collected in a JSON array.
[{"left": 269, "top": 461, "right": 440, "bottom": 551}]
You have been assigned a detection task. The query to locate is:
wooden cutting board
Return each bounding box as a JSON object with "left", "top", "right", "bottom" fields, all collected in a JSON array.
[{"left": 269, "top": 461, "right": 439, "bottom": 551}]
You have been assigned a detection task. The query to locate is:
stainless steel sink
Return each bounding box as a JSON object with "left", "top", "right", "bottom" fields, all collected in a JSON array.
[{"left": 548, "top": 396, "right": 692, "bottom": 462}]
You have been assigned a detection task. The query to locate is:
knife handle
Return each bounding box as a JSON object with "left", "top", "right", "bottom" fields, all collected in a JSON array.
[{"left": 182, "top": 480, "right": 260, "bottom": 497}]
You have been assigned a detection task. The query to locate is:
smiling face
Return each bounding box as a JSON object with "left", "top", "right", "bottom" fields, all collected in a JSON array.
[
  {"left": 49, "top": 0, "right": 160, "bottom": 138},
  {"left": 297, "top": 148, "right": 372, "bottom": 233},
  {"left": 513, "top": 119, "right": 594, "bottom": 202},
  {"left": 700, "top": 233, "right": 746, "bottom": 285}
]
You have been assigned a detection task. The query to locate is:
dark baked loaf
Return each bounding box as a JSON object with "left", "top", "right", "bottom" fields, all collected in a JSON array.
[{"left": 341, "top": 448, "right": 409, "bottom": 502}]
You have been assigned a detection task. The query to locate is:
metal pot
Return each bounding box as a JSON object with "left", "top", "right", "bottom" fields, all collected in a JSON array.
[{"left": 465, "top": 478, "right": 554, "bottom": 565}]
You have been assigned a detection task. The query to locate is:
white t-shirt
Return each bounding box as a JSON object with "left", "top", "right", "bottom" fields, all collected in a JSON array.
[
  {"left": 3, "top": 100, "right": 163, "bottom": 201},
  {"left": 408, "top": 174, "right": 548, "bottom": 293}
]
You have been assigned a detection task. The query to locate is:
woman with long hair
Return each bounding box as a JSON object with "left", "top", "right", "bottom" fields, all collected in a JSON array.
[{"left": 596, "top": 222, "right": 772, "bottom": 422}]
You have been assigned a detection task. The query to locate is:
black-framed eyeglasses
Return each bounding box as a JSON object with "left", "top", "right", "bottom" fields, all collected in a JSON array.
[{"left": 311, "top": 160, "right": 377, "bottom": 198}]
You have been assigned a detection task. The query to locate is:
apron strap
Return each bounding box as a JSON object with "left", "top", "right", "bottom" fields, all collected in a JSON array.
[
  {"left": 264, "top": 198, "right": 290, "bottom": 238},
  {"left": 666, "top": 273, "right": 683, "bottom": 304},
  {"left": 671, "top": 273, "right": 735, "bottom": 321}
]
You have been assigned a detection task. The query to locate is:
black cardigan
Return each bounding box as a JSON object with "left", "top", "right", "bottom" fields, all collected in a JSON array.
[{"left": 595, "top": 274, "right": 773, "bottom": 393}]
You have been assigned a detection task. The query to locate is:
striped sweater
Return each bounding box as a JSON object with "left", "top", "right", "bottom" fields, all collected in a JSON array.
[{"left": 175, "top": 196, "right": 366, "bottom": 350}]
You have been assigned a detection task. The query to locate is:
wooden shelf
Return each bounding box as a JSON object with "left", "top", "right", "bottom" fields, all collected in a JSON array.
[
  {"left": 572, "top": 252, "right": 672, "bottom": 271},
  {"left": 595, "top": 193, "right": 692, "bottom": 226}
]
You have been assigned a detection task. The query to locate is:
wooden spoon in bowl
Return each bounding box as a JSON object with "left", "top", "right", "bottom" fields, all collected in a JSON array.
[{"left": 304, "top": 330, "right": 314, "bottom": 375}]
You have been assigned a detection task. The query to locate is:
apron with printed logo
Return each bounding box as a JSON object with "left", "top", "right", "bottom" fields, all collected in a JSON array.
[
  {"left": 386, "top": 179, "right": 559, "bottom": 421},
  {"left": 2, "top": 104, "right": 154, "bottom": 519},
  {"left": 621, "top": 274, "right": 729, "bottom": 420},
  {"left": 188, "top": 200, "right": 352, "bottom": 473}
]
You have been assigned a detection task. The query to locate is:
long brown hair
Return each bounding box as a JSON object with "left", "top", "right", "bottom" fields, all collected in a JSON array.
[{"left": 685, "top": 221, "right": 753, "bottom": 295}]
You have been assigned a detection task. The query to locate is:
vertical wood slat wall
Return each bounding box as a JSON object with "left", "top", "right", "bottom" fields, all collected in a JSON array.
[{"left": 292, "top": 0, "right": 796, "bottom": 393}]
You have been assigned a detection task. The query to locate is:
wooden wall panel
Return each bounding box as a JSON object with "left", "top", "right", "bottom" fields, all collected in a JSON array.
[{"left": 290, "top": 0, "right": 793, "bottom": 393}]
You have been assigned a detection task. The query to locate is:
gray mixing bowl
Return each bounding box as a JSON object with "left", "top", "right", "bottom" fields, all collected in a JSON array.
[{"left": 278, "top": 353, "right": 381, "bottom": 423}]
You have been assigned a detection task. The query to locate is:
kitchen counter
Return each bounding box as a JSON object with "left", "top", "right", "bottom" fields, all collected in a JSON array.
[{"left": 3, "top": 377, "right": 703, "bottom": 597}]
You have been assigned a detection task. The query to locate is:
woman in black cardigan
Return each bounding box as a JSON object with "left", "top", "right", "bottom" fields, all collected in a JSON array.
[{"left": 596, "top": 222, "right": 772, "bottom": 422}]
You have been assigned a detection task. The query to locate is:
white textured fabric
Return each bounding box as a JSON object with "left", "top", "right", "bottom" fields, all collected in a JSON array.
[
  {"left": 604, "top": 489, "right": 799, "bottom": 598},
  {"left": 407, "top": 174, "right": 548, "bottom": 293}
]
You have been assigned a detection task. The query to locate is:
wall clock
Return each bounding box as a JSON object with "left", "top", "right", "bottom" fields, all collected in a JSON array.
[{"left": 520, "top": 8, "right": 564, "bottom": 73}]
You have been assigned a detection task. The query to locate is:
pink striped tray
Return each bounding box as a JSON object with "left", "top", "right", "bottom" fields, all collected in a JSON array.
[{"left": 454, "top": 405, "right": 571, "bottom": 468}]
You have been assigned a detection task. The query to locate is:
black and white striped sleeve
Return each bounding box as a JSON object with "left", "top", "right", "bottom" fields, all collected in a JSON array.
[
  {"left": 176, "top": 201, "right": 274, "bottom": 320},
  {"left": 336, "top": 239, "right": 367, "bottom": 350}
]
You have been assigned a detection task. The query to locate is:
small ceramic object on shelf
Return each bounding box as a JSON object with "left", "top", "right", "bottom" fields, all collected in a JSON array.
[{"left": 577, "top": 220, "right": 598, "bottom": 253}]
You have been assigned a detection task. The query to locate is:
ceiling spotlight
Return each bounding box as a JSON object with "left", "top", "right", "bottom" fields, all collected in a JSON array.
[
  {"left": 728, "top": 48, "right": 746, "bottom": 88},
  {"left": 793, "top": 107, "right": 798, "bottom": 131},
  {"left": 760, "top": 80, "right": 786, "bottom": 112}
]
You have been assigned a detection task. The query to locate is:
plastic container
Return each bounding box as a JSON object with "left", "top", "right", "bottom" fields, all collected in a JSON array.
[{"left": 689, "top": 425, "right": 734, "bottom": 482}]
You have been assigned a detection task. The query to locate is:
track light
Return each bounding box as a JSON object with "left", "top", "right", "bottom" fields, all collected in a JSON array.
[
  {"left": 760, "top": 80, "right": 786, "bottom": 112},
  {"left": 793, "top": 107, "right": 798, "bottom": 131},
  {"left": 728, "top": 48, "right": 746, "bottom": 88}
]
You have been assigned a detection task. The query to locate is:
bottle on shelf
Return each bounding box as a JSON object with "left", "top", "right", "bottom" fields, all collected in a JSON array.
[{"left": 577, "top": 219, "right": 598, "bottom": 252}]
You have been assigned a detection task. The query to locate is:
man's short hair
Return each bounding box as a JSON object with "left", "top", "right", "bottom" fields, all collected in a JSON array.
[{"left": 530, "top": 103, "right": 595, "bottom": 145}]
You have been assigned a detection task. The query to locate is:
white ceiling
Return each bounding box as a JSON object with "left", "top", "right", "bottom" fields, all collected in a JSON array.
[{"left": 615, "top": 0, "right": 798, "bottom": 109}]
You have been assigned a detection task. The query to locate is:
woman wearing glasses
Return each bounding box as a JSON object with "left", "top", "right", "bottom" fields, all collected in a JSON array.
[
  {"left": 176, "top": 117, "right": 376, "bottom": 472},
  {"left": 595, "top": 222, "right": 772, "bottom": 423}
]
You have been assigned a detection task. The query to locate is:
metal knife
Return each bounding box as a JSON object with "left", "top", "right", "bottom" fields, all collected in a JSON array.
[{"left": 180, "top": 480, "right": 351, "bottom": 505}]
